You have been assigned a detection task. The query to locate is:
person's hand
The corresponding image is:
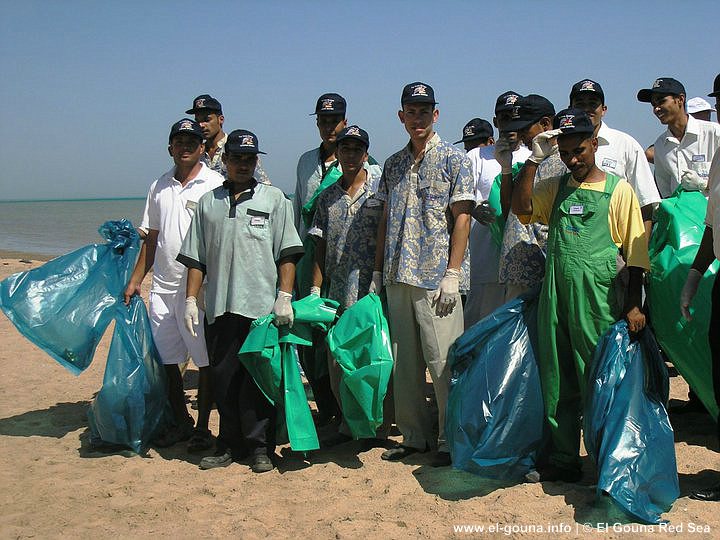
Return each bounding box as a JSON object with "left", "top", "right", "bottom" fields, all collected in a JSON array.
[
  {"left": 680, "top": 268, "right": 702, "bottom": 320},
  {"left": 625, "top": 306, "right": 646, "bottom": 333},
  {"left": 273, "top": 290, "right": 294, "bottom": 327},
  {"left": 432, "top": 268, "right": 460, "bottom": 317},
  {"left": 123, "top": 281, "right": 141, "bottom": 305},
  {"left": 528, "top": 128, "right": 562, "bottom": 164},
  {"left": 471, "top": 200, "right": 496, "bottom": 225},
  {"left": 680, "top": 170, "right": 708, "bottom": 192},
  {"left": 184, "top": 296, "right": 199, "bottom": 337},
  {"left": 309, "top": 286, "right": 321, "bottom": 297},
  {"left": 369, "top": 271, "right": 383, "bottom": 294},
  {"left": 494, "top": 137, "right": 513, "bottom": 174}
]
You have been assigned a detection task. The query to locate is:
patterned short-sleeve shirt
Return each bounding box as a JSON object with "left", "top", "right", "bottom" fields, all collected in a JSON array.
[
  {"left": 499, "top": 151, "right": 567, "bottom": 287},
  {"left": 309, "top": 169, "right": 383, "bottom": 309},
  {"left": 376, "top": 133, "right": 475, "bottom": 290}
]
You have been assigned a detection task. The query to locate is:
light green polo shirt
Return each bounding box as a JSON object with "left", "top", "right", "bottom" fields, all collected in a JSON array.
[{"left": 178, "top": 181, "right": 304, "bottom": 324}]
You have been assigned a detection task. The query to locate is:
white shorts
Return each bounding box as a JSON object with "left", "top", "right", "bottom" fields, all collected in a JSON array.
[{"left": 149, "top": 291, "right": 210, "bottom": 368}]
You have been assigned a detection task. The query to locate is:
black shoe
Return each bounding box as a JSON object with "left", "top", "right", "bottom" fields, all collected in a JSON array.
[
  {"left": 152, "top": 422, "right": 194, "bottom": 448},
  {"left": 525, "top": 464, "right": 582, "bottom": 483},
  {"left": 689, "top": 484, "right": 720, "bottom": 501},
  {"left": 321, "top": 432, "right": 353, "bottom": 448},
  {"left": 668, "top": 399, "right": 707, "bottom": 415},
  {"left": 381, "top": 445, "right": 426, "bottom": 461},
  {"left": 199, "top": 450, "right": 233, "bottom": 470},
  {"left": 430, "top": 451, "right": 452, "bottom": 468},
  {"left": 251, "top": 454, "right": 274, "bottom": 473},
  {"left": 360, "top": 438, "right": 393, "bottom": 451}
]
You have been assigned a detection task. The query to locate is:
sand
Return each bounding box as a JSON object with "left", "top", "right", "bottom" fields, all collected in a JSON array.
[{"left": 0, "top": 256, "right": 718, "bottom": 540}]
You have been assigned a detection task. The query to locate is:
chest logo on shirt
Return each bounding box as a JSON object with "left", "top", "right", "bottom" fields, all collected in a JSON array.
[
  {"left": 601, "top": 158, "right": 617, "bottom": 170},
  {"left": 692, "top": 154, "right": 706, "bottom": 162},
  {"left": 568, "top": 205, "right": 584, "bottom": 215}
]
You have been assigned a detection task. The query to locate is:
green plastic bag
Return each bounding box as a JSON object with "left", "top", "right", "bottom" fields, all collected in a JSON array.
[
  {"left": 326, "top": 294, "right": 393, "bottom": 438},
  {"left": 301, "top": 164, "right": 342, "bottom": 229},
  {"left": 646, "top": 187, "right": 719, "bottom": 419},
  {"left": 487, "top": 162, "right": 524, "bottom": 247},
  {"left": 238, "top": 295, "right": 340, "bottom": 451}
]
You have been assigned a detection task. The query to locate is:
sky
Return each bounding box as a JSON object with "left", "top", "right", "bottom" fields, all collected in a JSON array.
[{"left": 0, "top": 0, "right": 717, "bottom": 200}]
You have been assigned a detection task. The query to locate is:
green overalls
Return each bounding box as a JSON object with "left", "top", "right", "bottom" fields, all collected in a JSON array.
[{"left": 538, "top": 172, "right": 623, "bottom": 471}]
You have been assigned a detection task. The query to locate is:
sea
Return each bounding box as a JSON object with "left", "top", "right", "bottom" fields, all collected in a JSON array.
[{"left": 0, "top": 199, "right": 147, "bottom": 257}]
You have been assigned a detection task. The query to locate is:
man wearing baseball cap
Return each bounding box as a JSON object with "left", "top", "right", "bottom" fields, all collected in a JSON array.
[
  {"left": 124, "top": 119, "right": 224, "bottom": 451},
  {"left": 511, "top": 109, "right": 649, "bottom": 482},
  {"left": 637, "top": 78, "right": 720, "bottom": 197},
  {"left": 463, "top": 92, "right": 531, "bottom": 327},
  {"left": 455, "top": 118, "right": 494, "bottom": 152},
  {"left": 496, "top": 94, "right": 567, "bottom": 300},
  {"left": 186, "top": 94, "right": 271, "bottom": 184},
  {"left": 709, "top": 73, "right": 720, "bottom": 111},
  {"left": 179, "top": 129, "right": 304, "bottom": 473},
  {"left": 570, "top": 79, "right": 660, "bottom": 239},
  {"left": 372, "top": 82, "right": 475, "bottom": 466},
  {"left": 687, "top": 97, "right": 715, "bottom": 123}
]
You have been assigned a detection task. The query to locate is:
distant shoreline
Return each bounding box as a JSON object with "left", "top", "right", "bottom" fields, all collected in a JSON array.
[
  {"left": 0, "top": 197, "right": 145, "bottom": 203},
  {"left": 0, "top": 250, "right": 54, "bottom": 262}
]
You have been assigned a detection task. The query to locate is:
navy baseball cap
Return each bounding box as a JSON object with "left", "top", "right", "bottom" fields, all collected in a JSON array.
[
  {"left": 401, "top": 82, "right": 437, "bottom": 105},
  {"left": 169, "top": 118, "right": 204, "bottom": 143},
  {"left": 186, "top": 94, "right": 223, "bottom": 114},
  {"left": 569, "top": 79, "right": 605, "bottom": 104},
  {"left": 553, "top": 108, "right": 596, "bottom": 135},
  {"left": 454, "top": 118, "right": 493, "bottom": 144},
  {"left": 637, "top": 78, "right": 686, "bottom": 102},
  {"left": 709, "top": 74, "right": 720, "bottom": 98},
  {"left": 495, "top": 91, "right": 522, "bottom": 113},
  {"left": 312, "top": 93, "right": 347, "bottom": 116},
  {"left": 224, "top": 129, "right": 266, "bottom": 155},
  {"left": 336, "top": 125, "right": 370, "bottom": 149},
  {"left": 504, "top": 95, "right": 556, "bottom": 132}
]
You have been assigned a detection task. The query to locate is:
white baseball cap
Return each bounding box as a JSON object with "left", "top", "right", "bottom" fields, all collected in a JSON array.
[{"left": 687, "top": 97, "right": 715, "bottom": 114}]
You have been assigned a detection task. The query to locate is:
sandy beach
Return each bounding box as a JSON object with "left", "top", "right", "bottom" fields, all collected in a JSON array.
[{"left": 0, "top": 255, "right": 718, "bottom": 540}]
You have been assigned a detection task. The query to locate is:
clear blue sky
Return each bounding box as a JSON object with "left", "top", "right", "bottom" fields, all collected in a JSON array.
[{"left": 0, "top": 0, "right": 717, "bottom": 200}]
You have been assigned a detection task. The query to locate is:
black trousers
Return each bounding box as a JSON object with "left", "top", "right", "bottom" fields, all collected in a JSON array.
[
  {"left": 710, "top": 276, "right": 720, "bottom": 444},
  {"left": 204, "top": 313, "right": 276, "bottom": 457}
]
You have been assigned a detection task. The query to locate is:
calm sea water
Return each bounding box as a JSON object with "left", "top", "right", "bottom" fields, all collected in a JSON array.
[{"left": 0, "top": 199, "right": 146, "bottom": 256}]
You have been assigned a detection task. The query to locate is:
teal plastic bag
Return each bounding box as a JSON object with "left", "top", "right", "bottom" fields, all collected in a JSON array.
[
  {"left": 446, "top": 289, "right": 545, "bottom": 479},
  {"left": 326, "top": 294, "right": 393, "bottom": 438},
  {"left": 646, "top": 188, "right": 719, "bottom": 418},
  {"left": 87, "top": 298, "right": 172, "bottom": 453},
  {"left": 584, "top": 322, "right": 679, "bottom": 524},
  {"left": 0, "top": 220, "right": 140, "bottom": 374},
  {"left": 487, "top": 162, "right": 523, "bottom": 247},
  {"left": 238, "top": 295, "right": 340, "bottom": 451}
]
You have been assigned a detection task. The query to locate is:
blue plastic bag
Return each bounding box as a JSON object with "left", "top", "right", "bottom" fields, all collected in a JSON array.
[
  {"left": 87, "top": 298, "right": 171, "bottom": 453},
  {"left": 446, "top": 289, "right": 545, "bottom": 479},
  {"left": 0, "top": 220, "right": 140, "bottom": 374},
  {"left": 584, "top": 322, "right": 679, "bottom": 524}
]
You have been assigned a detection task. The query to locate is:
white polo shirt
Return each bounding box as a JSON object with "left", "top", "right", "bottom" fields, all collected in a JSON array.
[
  {"left": 139, "top": 162, "right": 224, "bottom": 294},
  {"left": 595, "top": 122, "right": 661, "bottom": 208},
  {"left": 704, "top": 151, "right": 720, "bottom": 259},
  {"left": 652, "top": 115, "right": 720, "bottom": 198}
]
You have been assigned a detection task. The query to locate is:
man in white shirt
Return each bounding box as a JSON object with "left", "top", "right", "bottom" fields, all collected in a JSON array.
[
  {"left": 124, "top": 119, "right": 224, "bottom": 450},
  {"left": 455, "top": 117, "right": 495, "bottom": 152},
  {"left": 637, "top": 77, "right": 720, "bottom": 198}
]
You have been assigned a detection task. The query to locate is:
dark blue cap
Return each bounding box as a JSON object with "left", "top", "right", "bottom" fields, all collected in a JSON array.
[
  {"left": 336, "top": 125, "right": 369, "bottom": 149},
  {"left": 186, "top": 94, "right": 223, "bottom": 114},
  {"left": 401, "top": 82, "right": 437, "bottom": 105},
  {"left": 637, "top": 78, "right": 686, "bottom": 102},
  {"left": 570, "top": 79, "right": 605, "bottom": 104},
  {"left": 503, "top": 94, "right": 556, "bottom": 132},
  {"left": 169, "top": 118, "right": 204, "bottom": 143},
  {"left": 312, "top": 93, "right": 347, "bottom": 116},
  {"left": 454, "top": 118, "right": 493, "bottom": 144},
  {"left": 224, "top": 129, "right": 266, "bottom": 155},
  {"left": 495, "top": 91, "right": 522, "bottom": 113},
  {"left": 553, "top": 108, "right": 595, "bottom": 135}
]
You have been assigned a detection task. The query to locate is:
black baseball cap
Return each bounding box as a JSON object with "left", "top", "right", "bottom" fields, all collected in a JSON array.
[
  {"left": 637, "top": 78, "right": 686, "bottom": 102},
  {"left": 553, "top": 108, "right": 595, "bottom": 135},
  {"left": 311, "top": 93, "right": 347, "bottom": 116},
  {"left": 504, "top": 95, "right": 556, "bottom": 132},
  {"left": 401, "top": 82, "right": 437, "bottom": 105},
  {"left": 169, "top": 118, "right": 204, "bottom": 143},
  {"left": 186, "top": 94, "right": 223, "bottom": 114},
  {"left": 495, "top": 91, "right": 522, "bottom": 113},
  {"left": 336, "top": 125, "right": 370, "bottom": 149},
  {"left": 709, "top": 74, "right": 720, "bottom": 98},
  {"left": 224, "top": 129, "right": 266, "bottom": 155},
  {"left": 569, "top": 79, "right": 605, "bottom": 104},
  {"left": 454, "top": 118, "right": 493, "bottom": 144}
]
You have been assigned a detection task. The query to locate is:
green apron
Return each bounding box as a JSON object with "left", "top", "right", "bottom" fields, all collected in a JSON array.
[{"left": 538, "top": 172, "right": 622, "bottom": 470}]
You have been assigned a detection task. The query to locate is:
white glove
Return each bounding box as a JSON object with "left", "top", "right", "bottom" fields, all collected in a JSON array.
[
  {"left": 494, "top": 138, "right": 513, "bottom": 174},
  {"left": 273, "top": 290, "right": 294, "bottom": 327},
  {"left": 309, "top": 286, "right": 321, "bottom": 296},
  {"left": 369, "top": 271, "right": 383, "bottom": 294},
  {"left": 680, "top": 268, "right": 702, "bottom": 320},
  {"left": 432, "top": 268, "right": 460, "bottom": 317},
  {"left": 472, "top": 200, "right": 496, "bottom": 225},
  {"left": 528, "top": 129, "right": 562, "bottom": 164},
  {"left": 184, "top": 296, "right": 199, "bottom": 337},
  {"left": 681, "top": 170, "right": 708, "bottom": 192}
]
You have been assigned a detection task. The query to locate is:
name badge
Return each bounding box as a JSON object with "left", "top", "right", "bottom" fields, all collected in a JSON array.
[
  {"left": 692, "top": 154, "right": 706, "bottom": 162},
  {"left": 185, "top": 200, "right": 197, "bottom": 210},
  {"left": 250, "top": 216, "right": 266, "bottom": 227},
  {"left": 601, "top": 158, "right": 617, "bottom": 170},
  {"left": 569, "top": 205, "right": 584, "bottom": 215},
  {"left": 366, "top": 198, "right": 382, "bottom": 207}
]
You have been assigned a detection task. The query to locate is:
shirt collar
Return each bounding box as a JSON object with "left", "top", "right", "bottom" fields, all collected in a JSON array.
[
  {"left": 173, "top": 161, "right": 208, "bottom": 186},
  {"left": 597, "top": 122, "right": 611, "bottom": 145},
  {"left": 664, "top": 113, "right": 696, "bottom": 143},
  {"left": 404, "top": 132, "right": 441, "bottom": 159}
]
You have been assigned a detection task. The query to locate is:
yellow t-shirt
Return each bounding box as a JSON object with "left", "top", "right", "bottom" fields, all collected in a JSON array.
[{"left": 520, "top": 174, "right": 650, "bottom": 270}]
